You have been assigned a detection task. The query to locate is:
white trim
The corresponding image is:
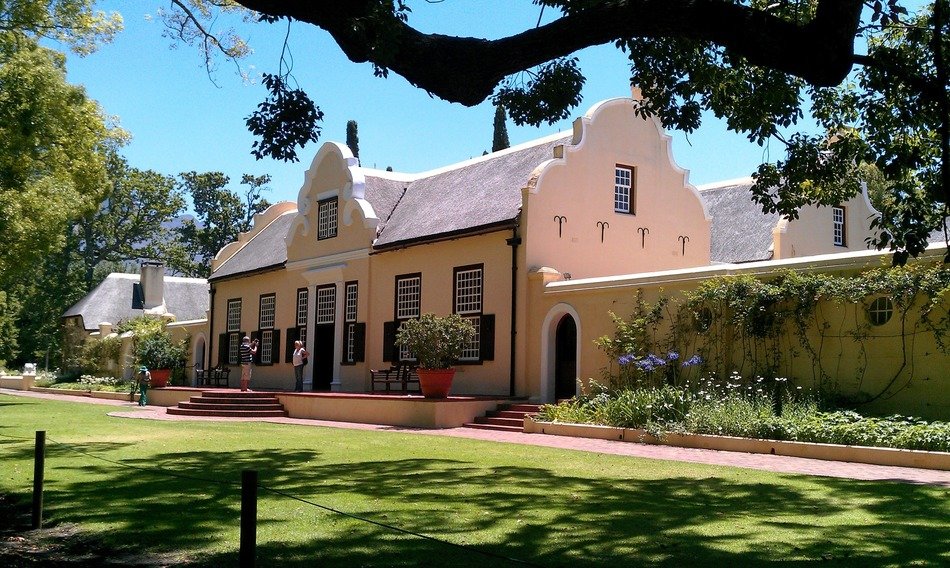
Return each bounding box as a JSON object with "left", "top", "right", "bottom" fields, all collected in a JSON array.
[
  {"left": 286, "top": 249, "right": 368, "bottom": 272},
  {"left": 539, "top": 303, "right": 582, "bottom": 404}
]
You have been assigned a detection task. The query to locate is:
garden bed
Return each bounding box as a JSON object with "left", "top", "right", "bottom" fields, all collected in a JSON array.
[
  {"left": 29, "top": 387, "right": 139, "bottom": 402},
  {"left": 524, "top": 416, "right": 950, "bottom": 471}
]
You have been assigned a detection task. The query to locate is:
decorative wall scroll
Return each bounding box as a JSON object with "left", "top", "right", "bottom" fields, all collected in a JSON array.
[
  {"left": 596, "top": 221, "right": 609, "bottom": 243},
  {"left": 678, "top": 235, "right": 690, "bottom": 255},
  {"left": 637, "top": 227, "right": 649, "bottom": 249},
  {"left": 554, "top": 215, "right": 568, "bottom": 238}
]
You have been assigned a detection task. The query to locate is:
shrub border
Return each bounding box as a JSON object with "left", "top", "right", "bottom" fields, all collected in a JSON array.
[{"left": 524, "top": 417, "right": 950, "bottom": 471}]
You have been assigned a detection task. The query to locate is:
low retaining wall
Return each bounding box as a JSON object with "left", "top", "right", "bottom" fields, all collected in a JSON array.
[
  {"left": 30, "top": 386, "right": 139, "bottom": 403},
  {"left": 524, "top": 417, "right": 950, "bottom": 471},
  {"left": 0, "top": 374, "right": 35, "bottom": 390},
  {"left": 277, "top": 393, "right": 504, "bottom": 429}
]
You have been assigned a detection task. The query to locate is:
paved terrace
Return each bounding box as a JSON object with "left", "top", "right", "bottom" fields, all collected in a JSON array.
[{"left": 2, "top": 388, "right": 948, "bottom": 487}]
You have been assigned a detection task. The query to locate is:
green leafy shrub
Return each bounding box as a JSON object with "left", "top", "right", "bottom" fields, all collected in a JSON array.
[
  {"left": 536, "top": 376, "right": 950, "bottom": 452},
  {"left": 394, "top": 313, "right": 475, "bottom": 369}
]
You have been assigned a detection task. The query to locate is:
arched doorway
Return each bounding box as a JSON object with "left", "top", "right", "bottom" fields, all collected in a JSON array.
[
  {"left": 193, "top": 336, "right": 206, "bottom": 369},
  {"left": 554, "top": 315, "right": 577, "bottom": 400}
]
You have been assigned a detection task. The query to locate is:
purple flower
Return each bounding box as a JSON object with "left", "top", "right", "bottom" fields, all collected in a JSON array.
[
  {"left": 682, "top": 355, "right": 702, "bottom": 367},
  {"left": 666, "top": 351, "right": 680, "bottom": 362},
  {"left": 646, "top": 353, "right": 666, "bottom": 366},
  {"left": 618, "top": 354, "right": 636, "bottom": 365}
]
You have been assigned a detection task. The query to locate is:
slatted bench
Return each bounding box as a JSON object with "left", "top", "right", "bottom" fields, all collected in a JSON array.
[
  {"left": 196, "top": 366, "right": 231, "bottom": 388},
  {"left": 370, "top": 364, "right": 420, "bottom": 393}
]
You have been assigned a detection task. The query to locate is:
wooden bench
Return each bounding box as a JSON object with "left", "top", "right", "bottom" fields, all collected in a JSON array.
[
  {"left": 370, "top": 364, "right": 420, "bottom": 393},
  {"left": 195, "top": 366, "right": 231, "bottom": 388}
]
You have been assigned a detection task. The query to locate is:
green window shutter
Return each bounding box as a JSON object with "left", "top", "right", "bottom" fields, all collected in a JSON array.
[
  {"left": 218, "top": 333, "right": 228, "bottom": 366},
  {"left": 353, "top": 323, "right": 366, "bottom": 362},
  {"left": 382, "top": 321, "right": 398, "bottom": 363},
  {"left": 480, "top": 314, "right": 495, "bottom": 361},
  {"left": 270, "top": 329, "right": 281, "bottom": 366}
]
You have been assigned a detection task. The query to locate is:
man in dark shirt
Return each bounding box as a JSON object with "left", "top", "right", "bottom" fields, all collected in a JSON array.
[{"left": 239, "top": 336, "right": 258, "bottom": 391}]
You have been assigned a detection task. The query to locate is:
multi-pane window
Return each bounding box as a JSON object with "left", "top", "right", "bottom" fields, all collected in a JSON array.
[
  {"left": 614, "top": 165, "right": 634, "bottom": 214},
  {"left": 318, "top": 197, "right": 338, "bottom": 240},
  {"left": 317, "top": 286, "right": 336, "bottom": 325},
  {"left": 258, "top": 294, "right": 275, "bottom": 364},
  {"left": 345, "top": 282, "right": 358, "bottom": 363},
  {"left": 395, "top": 274, "right": 421, "bottom": 360},
  {"left": 227, "top": 299, "right": 241, "bottom": 364},
  {"left": 833, "top": 206, "right": 846, "bottom": 246},
  {"left": 395, "top": 275, "right": 421, "bottom": 320},
  {"left": 296, "top": 288, "right": 308, "bottom": 348},
  {"left": 868, "top": 297, "right": 894, "bottom": 326},
  {"left": 454, "top": 266, "right": 483, "bottom": 361}
]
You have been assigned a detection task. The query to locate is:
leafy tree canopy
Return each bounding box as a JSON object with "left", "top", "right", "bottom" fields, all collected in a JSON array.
[
  {"left": 0, "top": 0, "right": 122, "bottom": 57},
  {"left": 176, "top": 171, "right": 272, "bottom": 276},
  {"left": 159, "top": 0, "right": 948, "bottom": 263},
  {"left": 0, "top": 41, "right": 125, "bottom": 287}
]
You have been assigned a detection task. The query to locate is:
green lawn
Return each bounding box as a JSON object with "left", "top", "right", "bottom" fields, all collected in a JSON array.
[{"left": 0, "top": 394, "right": 947, "bottom": 567}]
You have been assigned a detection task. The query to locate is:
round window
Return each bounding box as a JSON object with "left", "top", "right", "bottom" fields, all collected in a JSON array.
[
  {"left": 694, "top": 307, "right": 713, "bottom": 332},
  {"left": 867, "top": 297, "right": 894, "bottom": 326}
]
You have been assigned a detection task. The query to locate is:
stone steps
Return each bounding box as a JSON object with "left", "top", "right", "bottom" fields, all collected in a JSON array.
[
  {"left": 463, "top": 403, "right": 542, "bottom": 432},
  {"left": 166, "top": 390, "right": 288, "bottom": 418}
]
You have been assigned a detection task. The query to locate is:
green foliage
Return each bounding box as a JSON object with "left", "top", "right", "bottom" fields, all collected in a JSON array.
[
  {"left": 78, "top": 335, "right": 122, "bottom": 378},
  {"left": 346, "top": 119, "right": 360, "bottom": 159},
  {"left": 537, "top": 378, "right": 950, "bottom": 452},
  {"left": 597, "top": 263, "right": 950, "bottom": 404},
  {"left": 0, "top": 42, "right": 123, "bottom": 288},
  {"left": 123, "top": 315, "right": 187, "bottom": 370},
  {"left": 491, "top": 104, "right": 510, "bottom": 152},
  {"left": 394, "top": 313, "right": 475, "bottom": 369},
  {"left": 175, "top": 171, "right": 272, "bottom": 276},
  {"left": 495, "top": 57, "right": 585, "bottom": 126},
  {"left": 246, "top": 73, "right": 323, "bottom": 162},
  {"left": 0, "top": 0, "right": 122, "bottom": 57}
]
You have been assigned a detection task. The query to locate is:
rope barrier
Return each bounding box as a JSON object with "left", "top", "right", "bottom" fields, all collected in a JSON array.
[{"left": 3, "top": 431, "right": 544, "bottom": 567}]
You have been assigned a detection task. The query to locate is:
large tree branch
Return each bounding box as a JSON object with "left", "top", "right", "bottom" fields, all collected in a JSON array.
[{"left": 232, "top": 0, "right": 864, "bottom": 106}]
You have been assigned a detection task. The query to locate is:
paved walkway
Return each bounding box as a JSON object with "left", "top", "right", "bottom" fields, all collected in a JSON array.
[{"left": 4, "top": 388, "right": 949, "bottom": 487}]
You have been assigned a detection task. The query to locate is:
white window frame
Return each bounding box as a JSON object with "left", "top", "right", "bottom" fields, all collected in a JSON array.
[
  {"left": 395, "top": 274, "right": 421, "bottom": 361},
  {"left": 318, "top": 197, "right": 338, "bottom": 240},
  {"left": 316, "top": 286, "right": 335, "bottom": 325},
  {"left": 833, "top": 205, "right": 846, "bottom": 247},
  {"left": 227, "top": 299, "right": 241, "bottom": 365},
  {"left": 454, "top": 266, "right": 483, "bottom": 361},
  {"left": 345, "top": 282, "right": 358, "bottom": 363},
  {"left": 258, "top": 294, "right": 275, "bottom": 364},
  {"left": 614, "top": 165, "right": 634, "bottom": 214},
  {"left": 296, "top": 288, "right": 308, "bottom": 348}
]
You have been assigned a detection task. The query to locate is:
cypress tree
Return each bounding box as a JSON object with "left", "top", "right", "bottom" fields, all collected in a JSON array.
[
  {"left": 346, "top": 120, "right": 360, "bottom": 160},
  {"left": 491, "top": 105, "right": 510, "bottom": 152}
]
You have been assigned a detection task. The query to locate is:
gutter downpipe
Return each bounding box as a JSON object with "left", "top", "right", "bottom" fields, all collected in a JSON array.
[
  {"left": 506, "top": 228, "right": 522, "bottom": 397},
  {"left": 207, "top": 284, "right": 216, "bottom": 370}
]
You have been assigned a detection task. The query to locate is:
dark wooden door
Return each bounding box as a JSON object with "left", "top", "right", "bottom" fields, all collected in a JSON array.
[
  {"left": 312, "top": 285, "right": 336, "bottom": 391},
  {"left": 554, "top": 315, "right": 577, "bottom": 400}
]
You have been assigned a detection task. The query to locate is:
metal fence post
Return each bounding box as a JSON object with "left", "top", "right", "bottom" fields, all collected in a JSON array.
[
  {"left": 240, "top": 469, "right": 258, "bottom": 568},
  {"left": 32, "top": 430, "right": 46, "bottom": 529}
]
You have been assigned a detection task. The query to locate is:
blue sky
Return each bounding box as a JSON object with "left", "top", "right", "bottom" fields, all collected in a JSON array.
[{"left": 65, "top": 1, "right": 792, "bottom": 205}]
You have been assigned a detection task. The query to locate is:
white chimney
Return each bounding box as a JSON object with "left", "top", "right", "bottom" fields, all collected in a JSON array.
[{"left": 140, "top": 261, "right": 165, "bottom": 309}]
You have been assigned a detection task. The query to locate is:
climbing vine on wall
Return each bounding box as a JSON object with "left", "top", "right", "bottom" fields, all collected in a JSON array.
[{"left": 596, "top": 262, "right": 950, "bottom": 406}]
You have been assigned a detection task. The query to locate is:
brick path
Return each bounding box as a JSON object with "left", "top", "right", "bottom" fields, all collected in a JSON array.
[{"left": 4, "top": 388, "right": 948, "bottom": 487}]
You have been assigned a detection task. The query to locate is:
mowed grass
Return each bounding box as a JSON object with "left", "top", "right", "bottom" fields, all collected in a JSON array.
[{"left": 0, "top": 394, "right": 947, "bottom": 567}]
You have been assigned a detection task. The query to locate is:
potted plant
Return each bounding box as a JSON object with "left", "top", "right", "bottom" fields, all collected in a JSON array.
[
  {"left": 134, "top": 331, "right": 186, "bottom": 388},
  {"left": 395, "top": 313, "right": 475, "bottom": 398}
]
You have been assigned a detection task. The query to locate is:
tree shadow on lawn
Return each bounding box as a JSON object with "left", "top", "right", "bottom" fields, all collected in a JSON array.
[{"left": 5, "top": 443, "right": 948, "bottom": 567}]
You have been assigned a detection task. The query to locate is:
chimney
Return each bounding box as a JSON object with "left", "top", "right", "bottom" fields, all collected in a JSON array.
[{"left": 140, "top": 261, "right": 165, "bottom": 309}]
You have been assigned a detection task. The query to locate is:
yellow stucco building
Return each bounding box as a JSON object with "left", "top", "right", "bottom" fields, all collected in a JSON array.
[{"left": 193, "top": 95, "right": 947, "bottom": 417}]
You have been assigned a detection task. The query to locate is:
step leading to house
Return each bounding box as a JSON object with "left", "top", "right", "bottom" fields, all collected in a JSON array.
[
  {"left": 463, "top": 403, "right": 542, "bottom": 432},
  {"left": 166, "top": 390, "right": 288, "bottom": 418}
]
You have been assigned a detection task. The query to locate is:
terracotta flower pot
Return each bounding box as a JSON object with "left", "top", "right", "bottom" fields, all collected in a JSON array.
[
  {"left": 416, "top": 368, "right": 455, "bottom": 399},
  {"left": 150, "top": 368, "right": 171, "bottom": 388}
]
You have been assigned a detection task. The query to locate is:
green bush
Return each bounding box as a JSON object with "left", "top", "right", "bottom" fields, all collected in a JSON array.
[{"left": 536, "top": 378, "right": 950, "bottom": 452}]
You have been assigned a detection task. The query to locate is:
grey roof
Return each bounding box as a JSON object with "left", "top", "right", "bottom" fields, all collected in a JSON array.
[
  {"left": 699, "top": 180, "right": 780, "bottom": 263},
  {"left": 210, "top": 211, "right": 296, "bottom": 281},
  {"left": 363, "top": 175, "right": 409, "bottom": 234},
  {"left": 373, "top": 135, "right": 571, "bottom": 248},
  {"left": 63, "top": 273, "right": 209, "bottom": 330}
]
